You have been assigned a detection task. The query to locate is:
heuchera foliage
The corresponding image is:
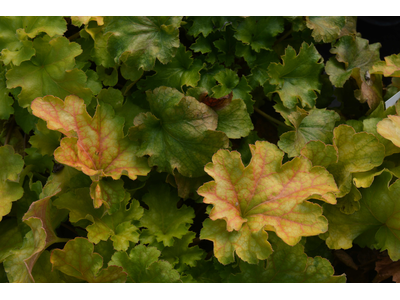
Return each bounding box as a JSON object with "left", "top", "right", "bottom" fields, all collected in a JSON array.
[{"left": 2, "top": 16, "right": 400, "bottom": 283}]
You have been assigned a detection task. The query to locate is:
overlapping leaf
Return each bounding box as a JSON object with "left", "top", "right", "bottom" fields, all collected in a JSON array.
[
  {"left": 234, "top": 17, "right": 284, "bottom": 52},
  {"left": 278, "top": 107, "right": 340, "bottom": 158},
  {"left": 0, "top": 65, "right": 13, "bottom": 120},
  {"left": 140, "top": 184, "right": 194, "bottom": 247},
  {"left": 104, "top": 16, "right": 182, "bottom": 70},
  {"left": 306, "top": 17, "right": 346, "bottom": 43},
  {"left": 31, "top": 94, "right": 150, "bottom": 180},
  {"left": 0, "top": 16, "right": 66, "bottom": 66},
  {"left": 325, "top": 36, "right": 381, "bottom": 87},
  {"left": 228, "top": 232, "right": 346, "bottom": 283},
  {"left": 301, "top": 125, "right": 385, "bottom": 198},
  {"left": 371, "top": 54, "right": 400, "bottom": 77},
  {"left": 138, "top": 44, "right": 205, "bottom": 91},
  {"left": 198, "top": 141, "right": 338, "bottom": 264},
  {"left": 0, "top": 145, "right": 24, "bottom": 221},
  {"left": 377, "top": 101, "right": 400, "bottom": 149},
  {"left": 109, "top": 244, "right": 180, "bottom": 283},
  {"left": 129, "top": 86, "right": 229, "bottom": 177},
  {"left": 6, "top": 36, "right": 92, "bottom": 107},
  {"left": 268, "top": 42, "right": 324, "bottom": 109},
  {"left": 51, "top": 237, "right": 127, "bottom": 283},
  {"left": 322, "top": 171, "right": 400, "bottom": 261},
  {"left": 54, "top": 187, "right": 142, "bottom": 251}
]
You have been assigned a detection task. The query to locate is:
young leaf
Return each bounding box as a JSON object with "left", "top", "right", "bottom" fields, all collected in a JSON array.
[
  {"left": 129, "top": 86, "right": 229, "bottom": 177},
  {"left": 198, "top": 141, "right": 338, "bottom": 264},
  {"left": 268, "top": 42, "right": 324, "bottom": 109},
  {"left": 50, "top": 237, "right": 127, "bottom": 283},
  {"left": 138, "top": 44, "right": 205, "bottom": 92},
  {"left": 140, "top": 184, "right": 194, "bottom": 247},
  {"left": 0, "top": 145, "right": 24, "bottom": 221},
  {"left": 109, "top": 244, "right": 180, "bottom": 283}
]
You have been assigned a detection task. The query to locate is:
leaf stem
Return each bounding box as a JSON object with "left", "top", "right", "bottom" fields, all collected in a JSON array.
[
  {"left": 254, "top": 107, "right": 291, "bottom": 129},
  {"left": 68, "top": 31, "right": 81, "bottom": 41},
  {"left": 274, "top": 28, "right": 293, "bottom": 47},
  {"left": 4, "top": 116, "right": 15, "bottom": 145}
]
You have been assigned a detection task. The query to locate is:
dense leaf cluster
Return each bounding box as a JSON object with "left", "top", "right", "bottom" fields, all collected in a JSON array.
[{"left": 1, "top": 16, "right": 400, "bottom": 283}]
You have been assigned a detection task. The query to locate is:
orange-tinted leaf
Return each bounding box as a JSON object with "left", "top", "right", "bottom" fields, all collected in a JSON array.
[
  {"left": 31, "top": 95, "right": 151, "bottom": 181},
  {"left": 198, "top": 141, "right": 338, "bottom": 263}
]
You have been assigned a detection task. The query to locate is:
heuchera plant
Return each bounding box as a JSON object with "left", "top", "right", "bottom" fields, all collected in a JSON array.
[{"left": 2, "top": 16, "right": 400, "bottom": 283}]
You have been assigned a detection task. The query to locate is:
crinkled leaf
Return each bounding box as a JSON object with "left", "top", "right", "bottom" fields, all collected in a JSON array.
[
  {"left": 54, "top": 187, "right": 142, "bottom": 251},
  {"left": 301, "top": 125, "right": 385, "bottom": 197},
  {"left": 109, "top": 244, "right": 180, "bottom": 283},
  {"left": 322, "top": 171, "right": 400, "bottom": 261},
  {"left": 228, "top": 232, "right": 346, "bottom": 283},
  {"left": 326, "top": 36, "right": 381, "bottom": 87},
  {"left": 198, "top": 141, "right": 338, "bottom": 264},
  {"left": 161, "top": 232, "right": 204, "bottom": 271},
  {"left": 306, "top": 17, "right": 346, "bottom": 43},
  {"left": 129, "top": 86, "right": 229, "bottom": 177},
  {"left": 0, "top": 145, "right": 24, "bottom": 221},
  {"left": 268, "top": 43, "right": 323, "bottom": 109},
  {"left": 0, "top": 16, "right": 67, "bottom": 66},
  {"left": 234, "top": 17, "right": 284, "bottom": 52},
  {"left": 140, "top": 184, "right": 194, "bottom": 247},
  {"left": 50, "top": 237, "right": 127, "bottom": 283},
  {"left": 6, "top": 35, "right": 92, "bottom": 108},
  {"left": 278, "top": 107, "right": 340, "bottom": 157},
  {"left": 31, "top": 95, "right": 151, "bottom": 182},
  {"left": 104, "top": 16, "right": 181, "bottom": 70},
  {"left": 372, "top": 54, "right": 400, "bottom": 77},
  {"left": 138, "top": 44, "right": 205, "bottom": 91}
]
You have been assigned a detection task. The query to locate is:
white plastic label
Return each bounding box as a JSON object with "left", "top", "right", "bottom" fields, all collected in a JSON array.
[{"left": 385, "top": 91, "right": 400, "bottom": 109}]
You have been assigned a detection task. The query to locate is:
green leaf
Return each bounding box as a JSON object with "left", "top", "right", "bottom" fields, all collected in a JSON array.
[
  {"left": 187, "top": 16, "right": 214, "bottom": 38},
  {"left": 161, "top": 232, "right": 204, "bottom": 270},
  {"left": 234, "top": 17, "right": 284, "bottom": 52},
  {"left": 228, "top": 232, "right": 346, "bottom": 283},
  {"left": 278, "top": 107, "right": 340, "bottom": 157},
  {"left": 29, "top": 119, "right": 61, "bottom": 157},
  {"left": 306, "top": 17, "right": 346, "bottom": 43},
  {"left": 326, "top": 36, "right": 381, "bottom": 87},
  {"left": 84, "top": 22, "right": 115, "bottom": 68},
  {"left": 96, "top": 66, "right": 118, "bottom": 87},
  {"left": 0, "top": 16, "right": 67, "bottom": 66},
  {"left": 50, "top": 237, "right": 127, "bottom": 283},
  {"left": 0, "top": 65, "right": 13, "bottom": 120},
  {"left": 129, "top": 86, "right": 229, "bottom": 177},
  {"left": 322, "top": 171, "right": 400, "bottom": 261},
  {"left": 268, "top": 42, "right": 324, "bottom": 109},
  {"left": 137, "top": 44, "right": 205, "bottom": 92},
  {"left": 0, "top": 145, "right": 24, "bottom": 221},
  {"left": 211, "top": 69, "right": 254, "bottom": 114},
  {"left": 104, "top": 16, "right": 182, "bottom": 70},
  {"left": 140, "top": 184, "right": 194, "bottom": 247},
  {"left": 215, "top": 98, "right": 254, "bottom": 139},
  {"left": 0, "top": 219, "right": 23, "bottom": 263},
  {"left": 109, "top": 244, "right": 180, "bottom": 283},
  {"left": 198, "top": 141, "right": 338, "bottom": 264},
  {"left": 301, "top": 125, "right": 385, "bottom": 198},
  {"left": 6, "top": 36, "right": 92, "bottom": 107}
]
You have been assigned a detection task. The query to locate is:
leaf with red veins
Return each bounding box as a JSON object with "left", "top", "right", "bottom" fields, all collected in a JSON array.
[
  {"left": 31, "top": 94, "right": 151, "bottom": 181},
  {"left": 198, "top": 141, "right": 338, "bottom": 253}
]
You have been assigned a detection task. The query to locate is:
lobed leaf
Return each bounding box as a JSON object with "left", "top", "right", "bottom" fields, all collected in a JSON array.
[
  {"left": 306, "top": 16, "right": 346, "bottom": 43},
  {"left": 198, "top": 141, "right": 338, "bottom": 264},
  {"left": 129, "top": 86, "right": 229, "bottom": 177},
  {"left": 268, "top": 43, "right": 323, "bottom": 109},
  {"left": 51, "top": 237, "right": 127, "bottom": 283}
]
